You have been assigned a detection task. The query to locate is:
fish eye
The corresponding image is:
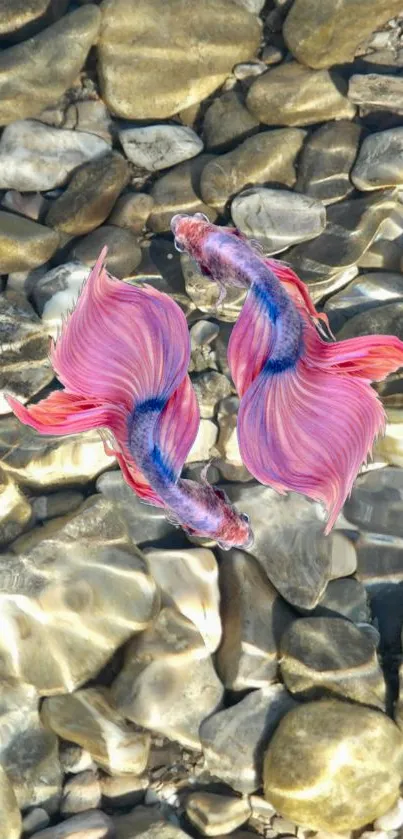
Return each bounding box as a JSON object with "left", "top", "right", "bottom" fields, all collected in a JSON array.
[
  {"left": 240, "top": 513, "right": 250, "bottom": 524},
  {"left": 174, "top": 238, "right": 186, "bottom": 253}
]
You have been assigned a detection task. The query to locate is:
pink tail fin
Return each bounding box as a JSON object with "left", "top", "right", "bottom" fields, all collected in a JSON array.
[
  {"left": 6, "top": 249, "right": 199, "bottom": 506},
  {"left": 231, "top": 282, "right": 403, "bottom": 534}
]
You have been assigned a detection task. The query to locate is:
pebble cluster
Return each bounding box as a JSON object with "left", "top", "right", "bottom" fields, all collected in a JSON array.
[{"left": 0, "top": 1, "right": 403, "bottom": 838}]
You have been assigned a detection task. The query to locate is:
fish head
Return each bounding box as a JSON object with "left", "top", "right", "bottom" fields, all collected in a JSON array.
[
  {"left": 210, "top": 486, "right": 254, "bottom": 551},
  {"left": 171, "top": 212, "right": 213, "bottom": 262}
]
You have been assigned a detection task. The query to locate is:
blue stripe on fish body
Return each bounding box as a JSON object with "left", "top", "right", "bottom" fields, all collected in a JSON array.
[
  {"left": 263, "top": 355, "right": 297, "bottom": 374},
  {"left": 135, "top": 397, "right": 166, "bottom": 414},
  {"left": 252, "top": 281, "right": 281, "bottom": 323},
  {"left": 151, "top": 444, "right": 176, "bottom": 483}
]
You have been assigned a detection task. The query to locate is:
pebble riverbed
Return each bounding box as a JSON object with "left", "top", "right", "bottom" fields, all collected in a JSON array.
[{"left": 0, "top": 1, "right": 403, "bottom": 838}]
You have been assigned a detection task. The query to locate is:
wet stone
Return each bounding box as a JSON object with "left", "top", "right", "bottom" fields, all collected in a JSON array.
[
  {"left": 351, "top": 127, "right": 403, "bottom": 191},
  {"left": 149, "top": 155, "right": 217, "bottom": 233},
  {"left": 296, "top": 121, "right": 361, "bottom": 205},
  {"left": 329, "top": 531, "right": 357, "bottom": 579},
  {"left": 349, "top": 74, "right": 403, "bottom": 113},
  {"left": 324, "top": 272, "right": 403, "bottom": 334},
  {"left": 59, "top": 744, "right": 94, "bottom": 776},
  {"left": 0, "top": 211, "right": 59, "bottom": 273},
  {"left": 0, "top": 468, "right": 32, "bottom": 546},
  {"left": 214, "top": 396, "right": 251, "bottom": 483},
  {"left": 144, "top": 547, "right": 221, "bottom": 653},
  {"left": 97, "top": 0, "right": 261, "bottom": 119},
  {"left": 0, "top": 6, "right": 101, "bottom": 125},
  {"left": 42, "top": 688, "right": 151, "bottom": 775},
  {"left": 287, "top": 189, "right": 398, "bottom": 288},
  {"left": 200, "top": 685, "right": 297, "bottom": 794},
  {"left": 112, "top": 805, "right": 191, "bottom": 839},
  {"left": 336, "top": 301, "right": 403, "bottom": 341},
  {"left": 246, "top": 63, "right": 355, "bottom": 127},
  {"left": 0, "top": 496, "right": 158, "bottom": 693},
  {"left": 119, "top": 125, "right": 203, "bottom": 171},
  {"left": 45, "top": 152, "right": 130, "bottom": 236},
  {"left": 0, "top": 765, "right": 21, "bottom": 839},
  {"left": 185, "top": 792, "right": 251, "bottom": 836},
  {"left": 63, "top": 99, "right": 113, "bottom": 145},
  {"left": 283, "top": 0, "right": 403, "bottom": 69},
  {"left": 313, "top": 577, "right": 370, "bottom": 624},
  {"left": 200, "top": 129, "right": 306, "bottom": 213},
  {"left": 191, "top": 371, "right": 232, "bottom": 418},
  {"left": 202, "top": 91, "right": 260, "bottom": 151},
  {"left": 0, "top": 0, "right": 69, "bottom": 42},
  {"left": 0, "top": 679, "right": 62, "bottom": 812},
  {"left": 108, "top": 193, "right": 154, "bottom": 233},
  {"left": 2, "top": 189, "right": 48, "bottom": 221},
  {"left": 0, "top": 119, "right": 110, "bottom": 192},
  {"left": 0, "top": 414, "right": 113, "bottom": 490},
  {"left": 280, "top": 616, "right": 386, "bottom": 709},
  {"left": 0, "top": 290, "right": 54, "bottom": 414},
  {"left": 60, "top": 770, "right": 102, "bottom": 816},
  {"left": 32, "top": 262, "right": 90, "bottom": 339},
  {"left": 216, "top": 550, "right": 295, "bottom": 690},
  {"left": 374, "top": 797, "right": 403, "bottom": 831},
  {"left": 32, "top": 810, "right": 114, "bottom": 839},
  {"left": 69, "top": 225, "right": 142, "bottom": 279},
  {"left": 187, "top": 417, "right": 217, "bottom": 463},
  {"left": 112, "top": 607, "right": 224, "bottom": 749},
  {"left": 221, "top": 483, "right": 333, "bottom": 610},
  {"left": 231, "top": 187, "right": 326, "bottom": 254},
  {"left": 263, "top": 699, "right": 403, "bottom": 831},
  {"left": 181, "top": 253, "right": 246, "bottom": 323},
  {"left": 100, "top": 773, "right": 148, "bottom": 809},
  {"left": 22, "top": 807, "right": 50, "bottom": 836}
]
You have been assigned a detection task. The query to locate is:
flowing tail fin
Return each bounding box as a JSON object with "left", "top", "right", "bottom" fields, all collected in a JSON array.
[
  {"left": 6, "top": 249, "right": 199, "bottom": 507},
  {"left": 229, "top": 263, "right": 403, "bottom": 534}
]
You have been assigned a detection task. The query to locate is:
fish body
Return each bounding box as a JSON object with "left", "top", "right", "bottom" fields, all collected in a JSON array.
[
  {"left": 171, "top": 213, "right": 403, "bottom": 533},
  {"left": 6, "top": 248, "right": 252, "bottom": 550}
]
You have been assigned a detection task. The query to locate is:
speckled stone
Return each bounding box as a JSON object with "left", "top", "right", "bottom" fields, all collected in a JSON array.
[
  {"left": 98, "top": 0, "right": 261, "bottom": 119},
  {"left": 231, "top": 187, "right": 326, "bottom": 253},
  {"left": 263, "top": 699, "right": 403, "bottom": 831},
  {"left": 0, "top": 289, "right": 54, "bottom": 414},
  {"left": 349, "top": 74, "right": 403, "bottom": 112},
  {"left": 246, "top": 62, "right": 355, "bottom": 127},
  {"left": 200, "top": 129, "right": 306, "bottom": 212},
  {"left": 119, "top": 124, "right": 203, "bottom": 171},
  {"left": 108, "top": 192, "right": 154, "bottom": 233},
  {"left": 149, "top": 154, "right": 216, "bottom": 233},
  {"left": 203, "top": 91, "right": 260, "bottom": 151},
  {"left": 69, "top": 225, "right": 142, "bottom": 279},
  {"left": 0, "top": 211, "right": 59, "bottom": 273},
  {"left": 324, "top": 271, "right": 403, "bottom": 334},
  {"left": 45, "top": 152, "right": 130, "bottom": 235},
  {"left": 296, "top": 120, "right": 361, "bottom": 205},
  {"left": 283, "top": 0, "right": 403, "bottom": 69},
  {"left": 0, "top": 6, "right": 101, "bottom": 125},
  {"left": 352, "top": 127, "right": 403, "bottom": 190},
  {"left": 336, "top": 301, "right": 403, "bottom": 341},
  {"left": 0, "top": 0, "right": 69, "bottom": 41},
  {"left": 280, "top": 616, "right": 386, "bottom": 709}
]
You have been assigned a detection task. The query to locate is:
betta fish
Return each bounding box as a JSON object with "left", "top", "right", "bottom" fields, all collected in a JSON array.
[
  {"left": 171, "top": 212, "right": 403, "bottom": 534},
  {"left": 6, "top": 248, "right": 252, "bottom": 551}
]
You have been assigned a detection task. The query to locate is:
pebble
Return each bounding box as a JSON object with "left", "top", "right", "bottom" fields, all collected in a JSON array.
[
  {"left": 108, "top": 192, "right": 154, "bottom": 233},
  {"left": 220, "top": 483, "right": 332, "bottom": 610},
  {"left": 149, "top": 155, "right": 217, "bottom": 233},
  {"left": 214, "top": 396, "right": 251, "bottom": 482},
  {"left": 97, "top": 0, "right": 261, "bottom": 119},
  {"left": 143, "top": 547, "right": 221, "bottom": 652},
  {"left": 59, "top": 744, "right": 94, "bottom": 776},
  {"left": 185, "top": 792, "right": 251, "bottom": 836},
  {"left": 0, "top": 765, "right": 21, "bottom": 839},
  {"left": 324, "top": 271, "right": 403, "bottom": 334},
  {"left": 283, "top": 0, "right": 403, "bottom": 68},
  {"left": 296, "top": 120, "right": 361, "bottom": 205},
  {"left": 0, "top": 0, "right": 69, "bottom": 42},
  {"left": 63, "top": 99, "right": 113, "bottom": 144},
  {"left": 288, "top": 189, "right": 398, "bottom": 287},
  {"left": 216, "top": 550, "right": 295, "bottom": 690},
  {"left": 349, "top": 74, "right": 403, "bottom": 112},
  {"left": 200, "top": 685, "right": 297, "bottom": 794},
  {"left": 111, "top": 806, "right": 191, "bottom": 839},
  {"left": 200, "top": 129, "right": 306, "bottom": 212},
  {"left": 351, "top": 127, "right": 403, "bottom": 190},
  {"left": 0, "top": 6, "right": 101, "bottom": 125},
  {"left": 2, "top": 189, "right": 48, "bottom": 221},
  {"left": 202, "top": 91, "right": 260, "bottom": 151},
  {"left": 119, "top": 124, "right": 203, "bottom": 171},
  {"left": 0, "top": 210, "right": 59, "bottom": 273},
  {"left": 100, "top": 774, "right": 148, "bottom": 809},
  {"left": 42, "top": 688, "right": 151, "bottom": 775},
  {"left": 45, "top": 151, "right": 130, "bottom": 235},
  {"left": 181, "top": 252, "right": 246, "bottom": 322},
  {"left": 0, "top": 119, "right": 110, "bottom": 191},
  {"left": 191, "top": 371, "right": 232, "bottom": 418},
  {"left": 263, "top": 699, "right": 403, "bottom": 831},
  {"left": 336, "top": 301, "right": 403, "bottom": 341},
  {"left": 0, "top": 497, "right": 158, "bottom": 692},
  {"left": 231, "top": 187, "right": 326, "bottom": 254},
  {"left": 22, "top": 807, "right": 50, "bottom": 836},
  {"left": 112, "top": 607, "right": 224, "bottom": 748},
  {"left": 0, "top": 414, "right": 113, "bottom": 490},
  {"left": 329, "top": 531, "right": 357, "bottom": 579},
  {"left": 246, "top": 62, "right": 355, "bottom": 127},
  {"left": 0, "top": 468, "right": 32, "bottom": 545},
  {"left": 232, "top": 0, "right": 265, "bottom": 12},
  {"left": 0, "top": 290, "right": 54, "bottom": 414},
  {"left": 69, "top": 225, "right": 142, "bottom": 279},
  {"left": 187, "top": 417, "right": 218, "bottom": 463},
  {"left": 32, "top": 810, "right": 114, "bottom": 839},
  {"left": 60, "top": 770, "right": 102, "bottom": 816},
  {"left": 280, "top": 616, "right": 386, "bottom": 709},
  {"left": 314, "top": 577, "right": 370, "bottom": 624},
  {"left": 375, "top": 797, "right": 403, "bottom": 830},
  {"left": 31, "top": 261, "right": 89, "bottom": 338},
  {"left": 344, "top": 467, "right": 403, "bottom": 537}
]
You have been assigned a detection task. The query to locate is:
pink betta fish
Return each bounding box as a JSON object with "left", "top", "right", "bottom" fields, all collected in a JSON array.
[
  {"left": 171, "top": 212, "right": 403, "bottom": 534},
  {"left": 6, "top": 248, "right": 252, "bottom": 550}
]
